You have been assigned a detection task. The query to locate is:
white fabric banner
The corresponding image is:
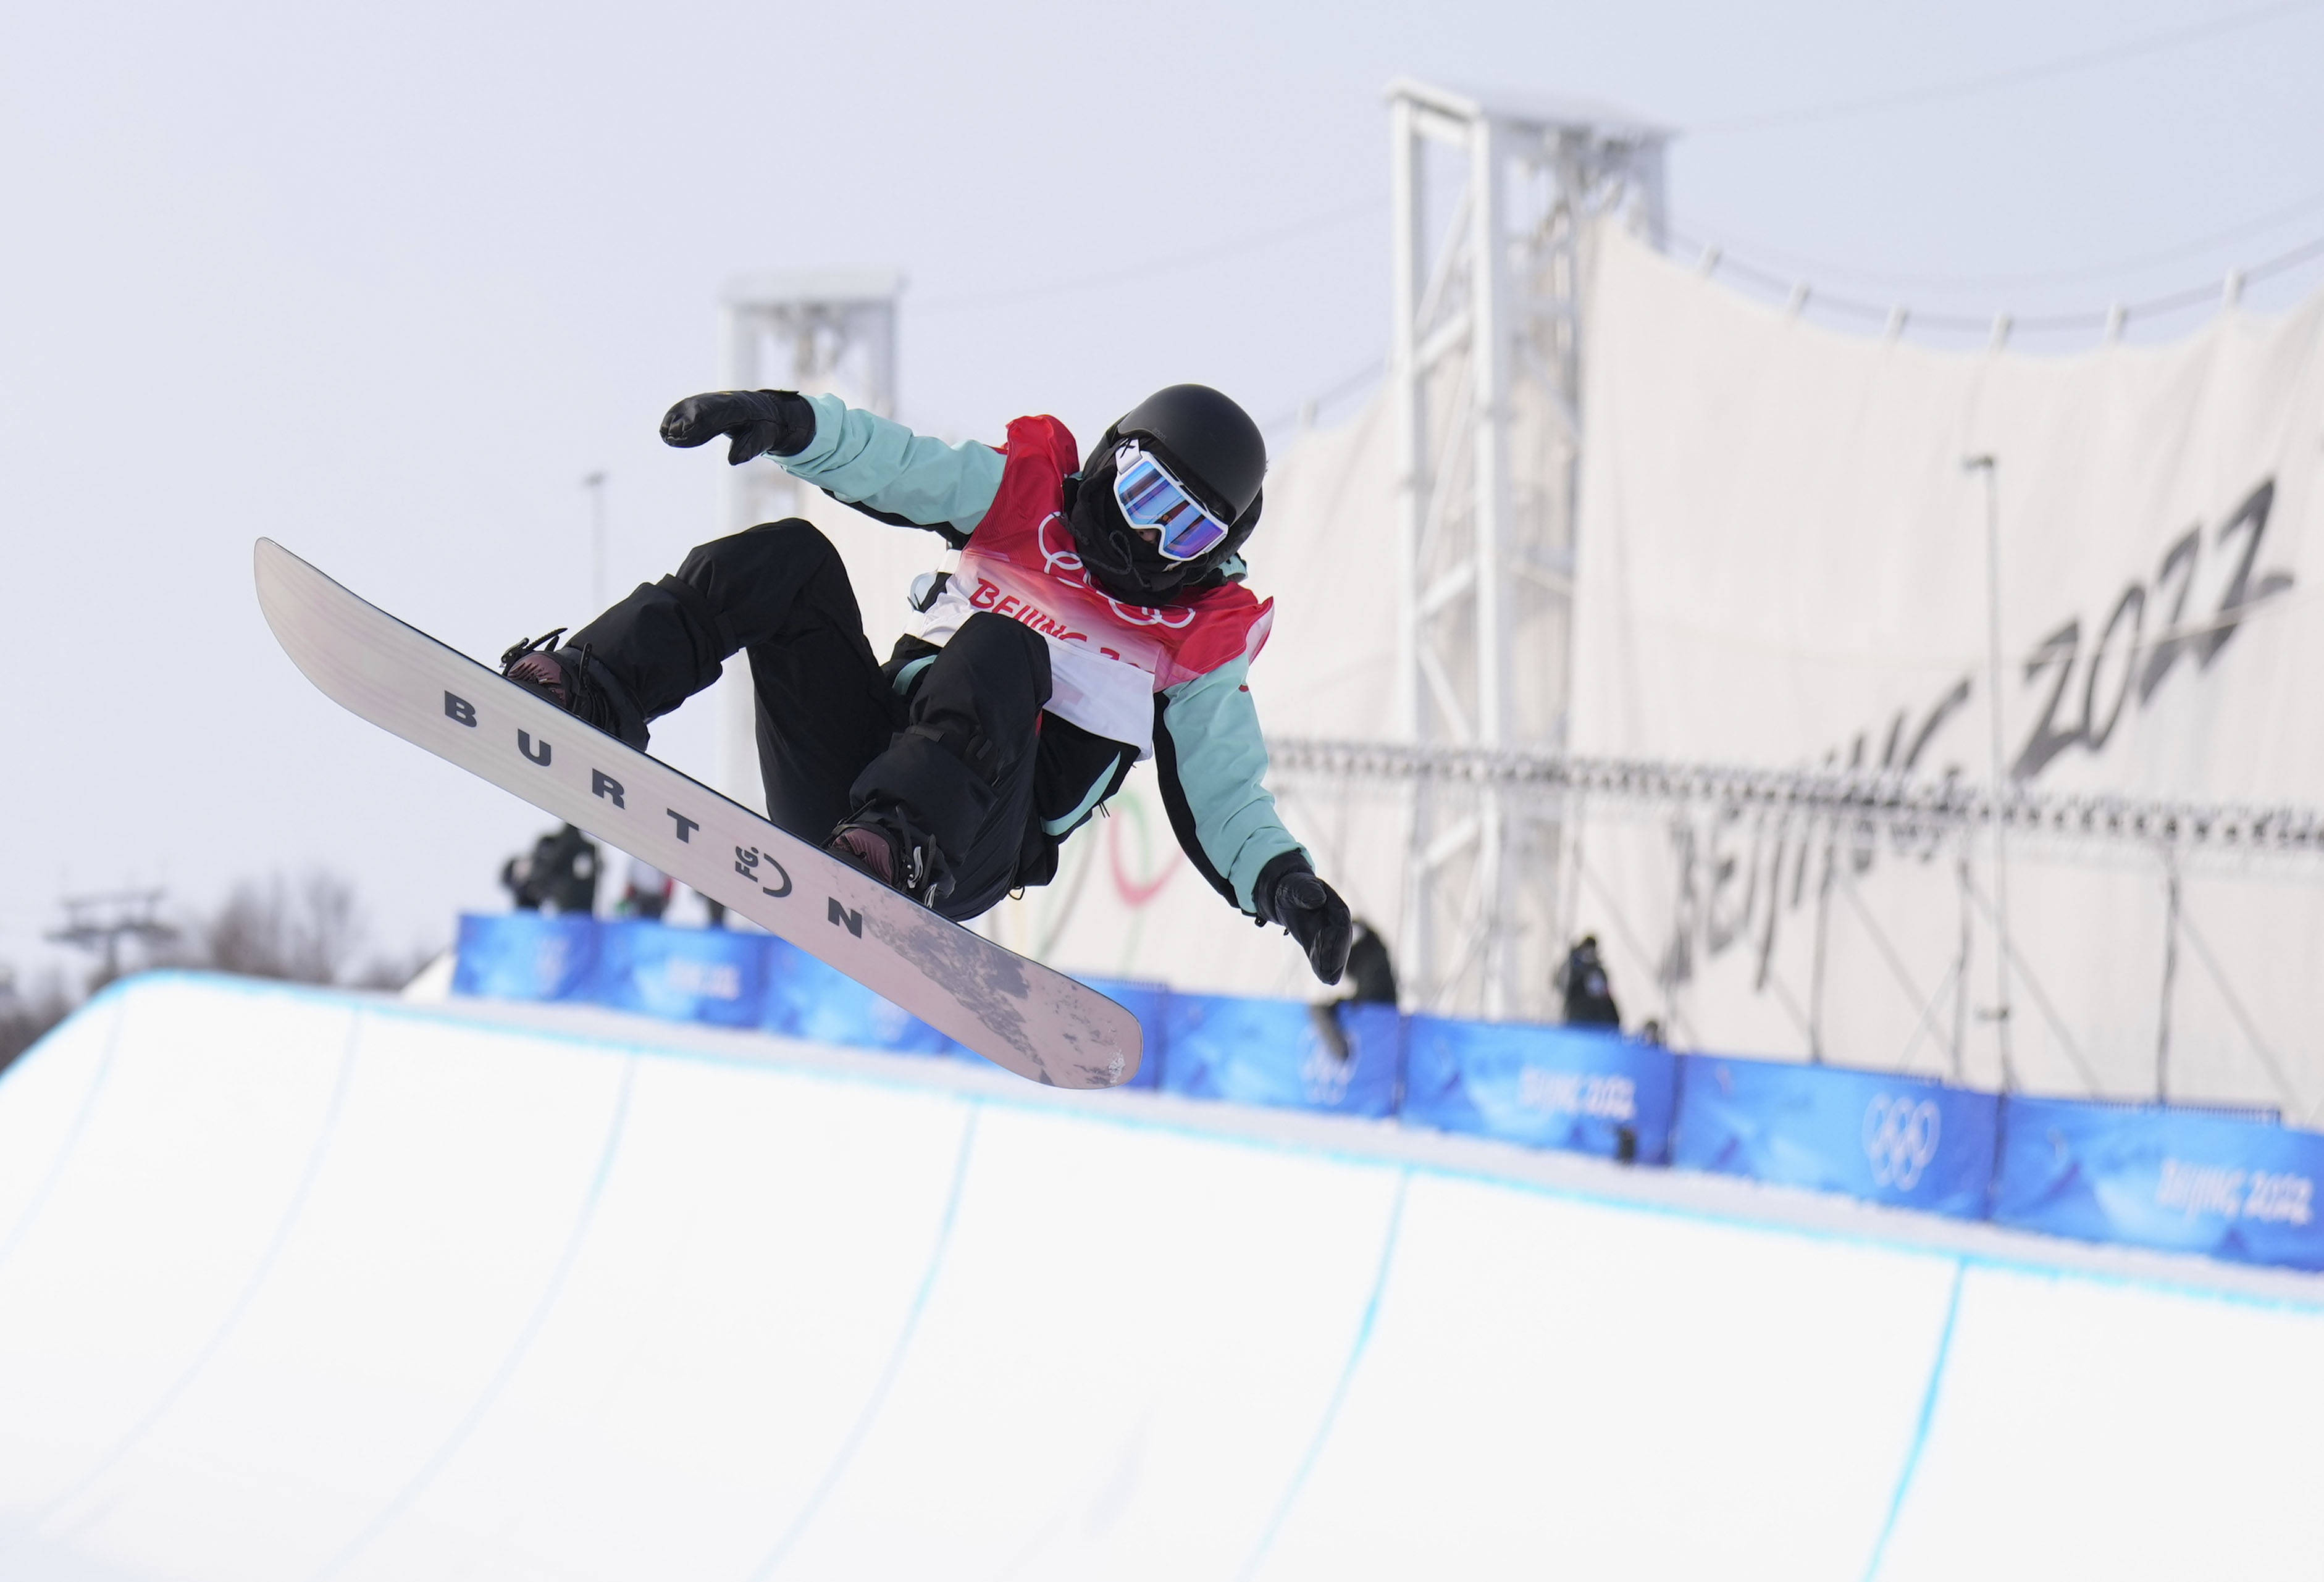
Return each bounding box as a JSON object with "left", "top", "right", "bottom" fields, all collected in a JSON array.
[{"left": 1571, "top": 224, "right": 2324, "bottom": 1111}]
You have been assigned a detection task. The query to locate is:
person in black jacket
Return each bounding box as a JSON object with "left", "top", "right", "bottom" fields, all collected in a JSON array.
[
  {"left": 1556, "top": 934, "right": 1621, "bottom": 1027},
  {"left": 1313, "top": 917, "right": 1399, "bottom": 1062},
  {"left": 500, "top": 824, "right": 599, "bottom": 915},
  {"left": 1341, "top": 919, "right": 1398, "bottom": 1007}
]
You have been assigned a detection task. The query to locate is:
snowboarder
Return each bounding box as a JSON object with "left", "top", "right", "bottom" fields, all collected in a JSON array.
[{"left": 498, "top": 384, "right": 1354, "bottom": 985}]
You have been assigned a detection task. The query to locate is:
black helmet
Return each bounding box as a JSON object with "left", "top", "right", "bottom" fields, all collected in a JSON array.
[{"left": 1068, "top": 383, "right": 1265, "bottom": 604}]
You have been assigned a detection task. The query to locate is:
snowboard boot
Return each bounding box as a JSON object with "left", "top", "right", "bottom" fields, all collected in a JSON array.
[
  {"left": 826, "top": 801, "right": 956, "bottom": 910},
  {"left": 499, "top": 629, "right": 650, "bottom": 749}
]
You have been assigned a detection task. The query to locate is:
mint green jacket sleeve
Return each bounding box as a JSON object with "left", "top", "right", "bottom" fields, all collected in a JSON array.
[
  {"left": 1157, "top": 658, "right": 1309, "bottom": 913},
  {"left": 773, "top": 393, "right": 1006, "bottom": 534}
]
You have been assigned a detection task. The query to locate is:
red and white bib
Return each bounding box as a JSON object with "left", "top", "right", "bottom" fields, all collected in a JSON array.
[{"left": 911, "top": 415, "right": 1273, "bottom": 758}]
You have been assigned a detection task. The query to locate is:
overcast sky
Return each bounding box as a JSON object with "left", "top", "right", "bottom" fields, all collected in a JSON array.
[{"left": 4, "top": 0, "right": 2321, "bottom": 982}]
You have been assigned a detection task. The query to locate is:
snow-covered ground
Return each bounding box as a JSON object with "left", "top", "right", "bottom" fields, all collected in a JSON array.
[{"left": 1, "top": 973, "right": 2318, "bottom": 1581}]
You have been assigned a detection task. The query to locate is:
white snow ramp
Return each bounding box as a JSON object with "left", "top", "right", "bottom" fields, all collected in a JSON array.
[{"left": 1, "top": 974, "right": 2319, "bottom": 1581}]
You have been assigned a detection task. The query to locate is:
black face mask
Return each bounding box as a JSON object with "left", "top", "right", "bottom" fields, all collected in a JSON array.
[{"left": 1066, "top": 460, "right": 1210, "bottom": 606}]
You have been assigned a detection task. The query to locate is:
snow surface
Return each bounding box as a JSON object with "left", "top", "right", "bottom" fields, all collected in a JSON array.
[{"left": 0, "top": 973, "right": 2318, "bottom": 1581}]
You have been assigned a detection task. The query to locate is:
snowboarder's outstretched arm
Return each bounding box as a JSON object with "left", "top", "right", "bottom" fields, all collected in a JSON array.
[
  {"left": 662, "top": 390, "right": 1002, "bottom": 546},
  {"left": 1155, "top": 660, "right": 1354, "bottom": 984}
]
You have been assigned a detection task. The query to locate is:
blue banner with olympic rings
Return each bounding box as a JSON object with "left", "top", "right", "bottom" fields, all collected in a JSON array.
[
  {"left": 1671, "top": 1053, "right": 2000, "bottom": 1219},
  {"left": 1159, "top": 992, "right": 1401, "bottom": 1116}
]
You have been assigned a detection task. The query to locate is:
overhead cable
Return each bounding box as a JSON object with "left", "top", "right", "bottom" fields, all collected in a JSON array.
[
  {"left": 1258, "top": 356, "right": 1386, "bottom": 438},
  {"left": 1692, "top": 0, "right": 2324, "bottom": 135},
  {"left": 1669, "top": 179, "right": 2324, "bottom": 293},
  {"left": 1679, "top": 228, "right": 2324, "bottom": 340}
]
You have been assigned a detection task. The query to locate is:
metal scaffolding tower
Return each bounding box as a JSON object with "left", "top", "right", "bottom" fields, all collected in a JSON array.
[
  {"left": 1386, "top": 78, "right": 1669, "bottom": 1018},
  {"left": 710, "top": 269, "right": 902, "bottom": 805}
]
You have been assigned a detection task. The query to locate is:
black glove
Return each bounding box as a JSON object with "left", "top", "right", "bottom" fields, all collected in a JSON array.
[
  {"left": 1256, "top": 854, "right": 1354, "bottom": 986},
  {"left": 659, "top": 389, "right": 817, "bottom": 465}
]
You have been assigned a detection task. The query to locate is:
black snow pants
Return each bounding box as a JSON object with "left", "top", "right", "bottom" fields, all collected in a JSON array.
[{"left": 566, "top": 519, "right": 1097, "bottom": 921}]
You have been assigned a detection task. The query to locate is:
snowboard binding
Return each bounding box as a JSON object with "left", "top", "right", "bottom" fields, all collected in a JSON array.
[
  {"left": 826, "top": 801, "right": 956, "bottom": 911},
  {"left": 499, "top": 630, "right": 649, "bottom": 749}
]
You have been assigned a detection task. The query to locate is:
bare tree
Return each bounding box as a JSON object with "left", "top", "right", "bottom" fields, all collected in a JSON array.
[
  {"left": 0, "top": 965, "right": 74, "bottom": 1076},
  {"left": 195, "top": 869, "right": 367, "bottom": 985},
  {"left": 13, "top": 873, "right": 443, "bottom": 1050},
  {"left": 351, "top": 944, "right": 442, "bottom": 992}
]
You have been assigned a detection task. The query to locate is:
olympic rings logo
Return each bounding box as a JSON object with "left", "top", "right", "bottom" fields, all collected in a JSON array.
[
  {"left": 1861, "top": 1095, "right": 1941, "bottom": 1191},
  {"left": 1034, "top": 511, "right": 1084, "bottom": 576},
  {"left": 1030, "top": 509, "right": 1197, "bottom": 628},
  {"left": 1103, "top": 597, "right": 1196, "bottom": 630},
  {"left": 1300, "top": 1041, "right": 1354, "bottom": 1103}
]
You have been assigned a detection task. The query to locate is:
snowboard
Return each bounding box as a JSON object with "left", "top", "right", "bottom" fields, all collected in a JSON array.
[{"left": 252, "top": 538, "right": 1139, "bottom": 1089}]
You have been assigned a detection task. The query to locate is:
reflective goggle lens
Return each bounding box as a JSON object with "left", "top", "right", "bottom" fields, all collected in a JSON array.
[{"left": 1113, "top": 447, "right": 1230, "bottom": 561}]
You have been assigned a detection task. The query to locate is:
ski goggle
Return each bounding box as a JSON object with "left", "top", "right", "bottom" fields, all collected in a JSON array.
[{"left": 1112, "top": 443, "right": 1233, "bottom": 562}]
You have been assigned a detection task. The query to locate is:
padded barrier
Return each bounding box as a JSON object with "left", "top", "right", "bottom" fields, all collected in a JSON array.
[
  {"left": 451, "top": 914, "right": 2324, "bottom": 1271},
  {"left": 1159, "top": 993, "right": 1400, "bottom": 1116},
  {"left": 760, "top": 936, "right": 959, "bottom": 1057},
  {"left": 1993, "top": 1097, "right": 2324, "bottom": 1270},
  {"left": 591, "top": 918, "right": 766, "bottom": 1028},
  {"left": 1673, "top": 1054, "right": 2000, "bottom": 1221},
  {"left": 452, "top": 911, "right": 597, "bottom": 1002},
  {"left": 1402, "top": 1018, "right": 1674, "bottom": 1161}
]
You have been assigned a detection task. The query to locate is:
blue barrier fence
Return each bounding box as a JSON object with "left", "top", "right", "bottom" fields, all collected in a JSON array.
[
  {"left": 761, "top": 937, "right": 959, "bottom": 1057},
  {"left": 595, "top": 919, "right": 767, "bottom": 1028},
  {"left": 451, "top": 912, "right": 2323, "bottom": 1273},
  {"left": 1404, "top": 1017, "right": 1674, "bottom": 1162},
  {"left": 453, "top": 912, "right": 597, "bottom": 1002},
  {"left": 1673, "top": 1054, "right": 2000, "bottom": 1220},
  {"left": 1994, "top": 1097, "right": 2324, "bottom": 1270},
  {"left": 1162, "top": 994, "right": 1400, "bottom": 1116}
]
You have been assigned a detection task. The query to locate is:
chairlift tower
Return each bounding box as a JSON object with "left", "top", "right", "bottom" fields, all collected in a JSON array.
[
  {"left": 711, "top": 269, "right": 902, "bottom": 805},
  {"left": 48, "top": 890, "right": 178, "bottom": 989},
  {"left": 1386, "top": 78, "right": 1668, "bottom": 1018}
]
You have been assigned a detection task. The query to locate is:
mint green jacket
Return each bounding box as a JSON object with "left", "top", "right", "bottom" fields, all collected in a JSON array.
[{"left": 775, "top": 395, "right": 1307, "bottom": 914}]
